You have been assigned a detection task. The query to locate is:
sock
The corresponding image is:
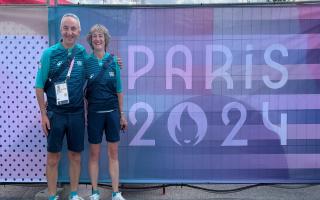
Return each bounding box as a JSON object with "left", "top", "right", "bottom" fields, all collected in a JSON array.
[
  {"left": 70, "top": 191, "right": 78, "bottom": 198},
  {"left": 112, "top": 191, "right": 119, "bottom": 197},
  {"left": 48, "top": 195, "right": 56, "bottom": 200},
  {"left": 92, "top": 189, "right": 100, "bottom": 195}
]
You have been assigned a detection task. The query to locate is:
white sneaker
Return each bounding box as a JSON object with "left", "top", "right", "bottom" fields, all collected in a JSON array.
[
  {"left": 89, "top": 193, "right": 100, "bottom": 200},
  {"left": 69, "top": 195, "right": 84, "bottom": 200},
  {"left": 50, "top": 196, "right": 59, "bottom": 200},
  {"left": 112, "top": 192, "right": 126, "bottom": 200}
]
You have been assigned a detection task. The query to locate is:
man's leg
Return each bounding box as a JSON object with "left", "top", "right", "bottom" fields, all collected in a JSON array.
[
  {"left": 89, "top": 144, "right": 101, "bottom": 191},
  {"left": 68, "top": 151, "right": 81, "bottom": 192},
  {"left": 108, "top": 142, "right": 119, "bottom": 192},
  {"left": 47, "top": 152, "right": 61, "bottom": 196},
  {"left": 67, "top": 112, "right": 85, "bottom": 195}
]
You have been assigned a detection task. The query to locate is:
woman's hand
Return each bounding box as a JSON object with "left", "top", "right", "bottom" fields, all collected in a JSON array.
[{"left": 120, "top": 112, "right": 128, "bottom": 132}]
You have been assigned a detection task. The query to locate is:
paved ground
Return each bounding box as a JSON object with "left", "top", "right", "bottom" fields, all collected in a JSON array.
[{"left": 1, "top": 183, "right": 320, "bottom": 200}]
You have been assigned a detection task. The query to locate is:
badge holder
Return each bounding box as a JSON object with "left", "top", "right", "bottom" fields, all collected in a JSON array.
[
  {"left": 55, "top": 81, "right": 69, "bottom": 105},
  {"left": 54, "top": 57, "right": 75, "bottom": 106}
]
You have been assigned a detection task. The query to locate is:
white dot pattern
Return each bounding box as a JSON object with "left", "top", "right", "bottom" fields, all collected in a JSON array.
[{"left": 0, "top": 35, "right": 48, "bottom": 182}]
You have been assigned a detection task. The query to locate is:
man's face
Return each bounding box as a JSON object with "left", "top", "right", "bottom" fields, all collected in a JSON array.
[{"left": 60, "top": 16, "right": 80, "bottom": 48}]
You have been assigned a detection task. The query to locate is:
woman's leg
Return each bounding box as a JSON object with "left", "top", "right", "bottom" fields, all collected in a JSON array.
[
  {"left": 89, "top": 144, "right": 101, "bottom": 191},
  {"left": 108, "top": 142, "right": 119, "bottom": 192}
]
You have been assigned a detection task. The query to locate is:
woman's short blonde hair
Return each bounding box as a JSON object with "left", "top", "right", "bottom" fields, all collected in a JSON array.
[{"left": 86, "top": 24, "right": 111, "bottom": 51}]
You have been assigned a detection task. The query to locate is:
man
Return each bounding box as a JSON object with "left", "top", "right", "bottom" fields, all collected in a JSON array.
[{"left": 35, "top": 13, "right": 86, "bottom": 200}]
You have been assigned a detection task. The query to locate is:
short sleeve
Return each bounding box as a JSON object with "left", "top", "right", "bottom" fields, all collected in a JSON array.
[
  {"left": 35, "top": 49, "right": 51, "bottom": 88},
  {"left": 113, "top": 56, "right": 123, "bottom": 93}
]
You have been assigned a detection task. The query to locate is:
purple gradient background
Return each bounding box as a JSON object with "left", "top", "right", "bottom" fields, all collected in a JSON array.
[{"left": 1, "top": 5, "right": 320, "bottom": 183}]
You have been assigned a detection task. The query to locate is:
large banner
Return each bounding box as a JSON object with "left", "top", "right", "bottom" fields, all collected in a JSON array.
[{"left": 1, "top": 4, "right": 316, "bottom": 183}]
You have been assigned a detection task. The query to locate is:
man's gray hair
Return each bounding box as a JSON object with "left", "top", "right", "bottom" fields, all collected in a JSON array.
[{"left": 60, "top": 13, "right": 81, "bottom": 31}]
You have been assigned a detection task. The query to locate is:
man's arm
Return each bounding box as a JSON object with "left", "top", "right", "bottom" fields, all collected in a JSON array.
[
  {"left": 36, "top": 88, "right": 50, "bottom": 136},
  {"left": 35, "top": 49, "right": 51, "bottom": 136}
]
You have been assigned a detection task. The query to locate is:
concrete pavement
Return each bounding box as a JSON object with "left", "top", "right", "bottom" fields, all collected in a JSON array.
[{"left": 1, "top": 183, "right": 320, "bottom": 200}]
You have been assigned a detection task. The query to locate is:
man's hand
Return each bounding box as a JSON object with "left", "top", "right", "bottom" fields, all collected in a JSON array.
[
  {"left": 117, "top": 57, "right": 123, "bottom": 69},
  {"left": 41, "top": 113, "right": 51, "bottom": 136}
]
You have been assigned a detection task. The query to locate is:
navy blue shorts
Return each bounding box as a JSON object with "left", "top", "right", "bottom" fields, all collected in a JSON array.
[
  {"left": 87, "top": 110, "right": 120, "bottom": 144},
  {"left": 47, "top": 111, "right": 85, "bottom": 153}
]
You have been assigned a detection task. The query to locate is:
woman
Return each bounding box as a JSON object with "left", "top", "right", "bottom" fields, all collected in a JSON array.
[{"left": 86, "top": 24, "right": 128, "bottom": 200}]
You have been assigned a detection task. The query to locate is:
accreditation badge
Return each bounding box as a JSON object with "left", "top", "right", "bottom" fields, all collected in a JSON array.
[{"left": 54, "top": 81, "right": 69, "bottom": 105}]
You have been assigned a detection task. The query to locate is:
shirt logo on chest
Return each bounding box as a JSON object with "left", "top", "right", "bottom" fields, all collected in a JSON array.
[
  {"left": 77, "top": 61, "right": 83, "bottom": 66},
  {"left": 109, "top": 71, "right": 115, "bottom": 77},
  {"left": 57, "top": 61, "right": 63, "bottom": 67}
]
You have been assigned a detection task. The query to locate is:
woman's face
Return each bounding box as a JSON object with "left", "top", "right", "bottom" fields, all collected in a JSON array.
[{"left": 91, "top": 31, "right": 105, "bottom": 51}]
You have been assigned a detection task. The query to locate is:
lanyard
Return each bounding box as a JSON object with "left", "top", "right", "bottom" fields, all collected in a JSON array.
[{"left": 66, "top": 59, "right": 75, "bottom": 79}]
